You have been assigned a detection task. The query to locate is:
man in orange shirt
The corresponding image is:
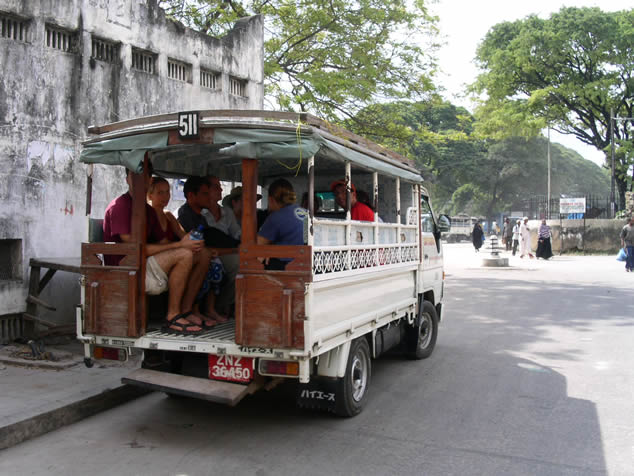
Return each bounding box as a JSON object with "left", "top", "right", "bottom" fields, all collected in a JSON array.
[{"left": 331, "top": 179, "right": 375, "bottom": 222}]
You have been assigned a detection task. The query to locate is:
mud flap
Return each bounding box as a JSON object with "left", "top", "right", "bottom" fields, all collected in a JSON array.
[{"left": 296, "top": 377, "right": 338, "bottom": 413}]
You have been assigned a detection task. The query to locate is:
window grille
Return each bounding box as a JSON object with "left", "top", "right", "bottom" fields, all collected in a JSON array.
[
  {"left": 45, "top": 24, "right": 77, "bottom": 53},
  {"left": 1, "top": 13, "right": 29, "bottom": 42},
  {"left": 229, "top": 76, "right": 247, "bottom": 97},
  {"left": 167, "top": 58, "right": 192, "bottom": 83},
  {"left": 200, "top": 69, "right": 221, "bottom": 90},
  {"left": 91, "top": 37, "right": 119, "bottom": 63},
  {"left": 131, "top": 47, "right": 157, "bottom": 74}
]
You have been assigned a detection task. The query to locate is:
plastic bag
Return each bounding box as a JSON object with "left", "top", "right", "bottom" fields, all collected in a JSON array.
[{"left": 616, "top": 248, "right": 627, "bottom": 262}]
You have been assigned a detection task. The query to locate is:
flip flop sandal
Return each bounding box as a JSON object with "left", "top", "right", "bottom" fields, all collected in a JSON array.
[
  {"left": 163, "top": 312, "right": 202, "bottom": 334},
  {"left": 162, "top": 322, "right": 203, "bottom": 335}
]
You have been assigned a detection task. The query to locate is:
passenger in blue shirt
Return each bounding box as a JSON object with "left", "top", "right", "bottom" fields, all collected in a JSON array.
[{"left": 257, "top": 179, "right": 307, "bottom": 269}]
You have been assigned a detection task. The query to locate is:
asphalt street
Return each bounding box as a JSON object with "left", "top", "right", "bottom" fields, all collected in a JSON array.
[{"left": 1, "top": 243, "right": 632, "bottom": 476}]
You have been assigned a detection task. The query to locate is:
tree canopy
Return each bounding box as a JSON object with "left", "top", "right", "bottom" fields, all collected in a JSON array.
[
  {"left": 351, "top": 100, "right": 610, "bottom": 218},
  {"left": 159, "top": 0, "right": 439, "bottom": 121},
  {"left": 471, "top": 7, "right": 633, "bottom": 208}
]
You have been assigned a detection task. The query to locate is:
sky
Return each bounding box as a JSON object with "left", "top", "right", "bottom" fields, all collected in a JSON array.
[{"left": 428, "top": 0, "right": 633, "bottom": 167}]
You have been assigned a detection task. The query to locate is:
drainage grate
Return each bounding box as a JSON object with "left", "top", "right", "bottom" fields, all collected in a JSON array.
[{"left": 0, "top": 314, "right": 22, "bottom": 344}]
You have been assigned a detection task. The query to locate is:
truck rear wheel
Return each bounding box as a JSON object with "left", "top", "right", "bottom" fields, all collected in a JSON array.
[
  {"left": 335, "top": 337, "right": 371, "bottom": 417},
  {"left": 406, "top": 300, "right": 438, "bottom": 360}
]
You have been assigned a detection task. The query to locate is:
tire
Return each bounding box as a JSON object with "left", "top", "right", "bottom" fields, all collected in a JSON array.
[
  {"left": 406, "top": 300, "right": 439, "bottom": 360},
  {"left": 335, "top": 338, "right": 371, "bottom": 417}
]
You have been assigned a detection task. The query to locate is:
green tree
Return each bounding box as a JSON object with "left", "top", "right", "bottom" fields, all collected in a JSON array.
[
  {"left": 471, "top": 7, "right": 634, "bottom": 209},
  {"left": 158, "top": 0, "right": 438, "bottom": 121}
]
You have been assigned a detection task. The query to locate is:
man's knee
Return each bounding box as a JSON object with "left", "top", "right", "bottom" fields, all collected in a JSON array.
[{"left": 154, "top": 248, "right": 193, "bottom": 274}]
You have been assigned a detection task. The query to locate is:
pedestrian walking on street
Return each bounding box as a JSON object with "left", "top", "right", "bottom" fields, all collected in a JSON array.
[
  {"left": 620, "top": 216, "right": 634, "bottom": 272},
  {"left": 472, "top": 221, "right": 484, "bottom": 253},
  {"left": 502, "top": 218, "right": 513, "bottom": 251},
  {"left": 519, "top": 217, "right": 534, "bottom": 259},
  {"left": 512, "top": 219, "right": 521, "bottom": 256},
  {"left": 536, "top": 219, "right": 553, "bottom": 260}
]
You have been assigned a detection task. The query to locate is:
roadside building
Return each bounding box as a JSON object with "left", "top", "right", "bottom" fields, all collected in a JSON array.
[{"left": 0, "top": 0, "right": 264, "bottom": 340}]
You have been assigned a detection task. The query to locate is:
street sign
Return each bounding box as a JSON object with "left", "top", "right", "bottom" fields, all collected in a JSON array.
[{"left": 559, "top": 197, "right": 586, "bottom": 214}]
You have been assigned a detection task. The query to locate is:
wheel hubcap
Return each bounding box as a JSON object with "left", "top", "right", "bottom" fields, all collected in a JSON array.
[
  {"left": 419, "top": 312, "right": 432, "bottom": 349},
  {"left": 350, "top": 352, "right": 368, "bottom": 402}
]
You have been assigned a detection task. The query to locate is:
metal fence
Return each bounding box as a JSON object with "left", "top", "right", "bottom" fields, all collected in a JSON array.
[{"left": 516, "top": 195, "right": 611, "bottom": 220}]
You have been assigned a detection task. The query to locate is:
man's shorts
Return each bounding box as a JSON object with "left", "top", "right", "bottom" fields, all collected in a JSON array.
[{"left": 145, "top": 256, "right": 168, "bottom": 295}]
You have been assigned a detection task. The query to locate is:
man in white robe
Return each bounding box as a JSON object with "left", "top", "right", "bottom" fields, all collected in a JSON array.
[{"left": 519, "top": 217, "right": 534, "bottom": 258}]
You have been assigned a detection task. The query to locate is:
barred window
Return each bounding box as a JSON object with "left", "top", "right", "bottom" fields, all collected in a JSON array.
[
  {"left": 1, "top": 13, "right": 29, "bottom": 42},
  {"left": 131, "top": 47, "right": 157, "bottom": 74},
  {"left": 229, "top": 76, "right": 247, "bottom": 97},
  {"left": 200, "top": 69, "right": 221, "bottom": 90},
  {"left": 167, "top": 58, "right": 192, "bottom": 83},
  {"left": 91, "top": 37, "right": 119, "bottom": 63},
  {"left": 45, "top": 24, "right": 77, "bottom": 53}
]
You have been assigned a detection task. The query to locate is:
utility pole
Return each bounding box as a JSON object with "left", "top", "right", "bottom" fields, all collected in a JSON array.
[
  {"left": 610, "top": 108, "right": 615, "bottom": 218},
  {"left": 547, "top": 126, "right": 551, "bottom": 219}
]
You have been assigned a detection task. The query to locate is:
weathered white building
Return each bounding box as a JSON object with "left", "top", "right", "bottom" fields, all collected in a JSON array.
[{"left": 0, "top": 0, "right": 264, "bottom": 339}]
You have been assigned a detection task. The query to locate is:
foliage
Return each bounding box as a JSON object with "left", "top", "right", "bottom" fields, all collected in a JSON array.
[
  {"left": 349, "top": 100, "right": 610, "bottom": 217},
  {"left": 471, "top": 7, "right": 634, "bottom": 207},
  {"left": 158, "top": 0, "right": 439, "bottom": 121}
]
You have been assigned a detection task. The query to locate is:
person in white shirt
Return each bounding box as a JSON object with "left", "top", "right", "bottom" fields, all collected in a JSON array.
[
  {"left": 512, "top": 219, "right": 521, "bottom": 256},
  {"left": 202, "top": 176, "right": 241, "bottom": 241},
  {"left": 519, "top": 217, "right": 534, "bottom": 259}
]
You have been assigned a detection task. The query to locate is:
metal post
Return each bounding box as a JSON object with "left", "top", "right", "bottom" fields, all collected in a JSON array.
[
  {"left": 547, "top": 126, "right": 551, "bottom": 219},
  {"left": 610, "top": 108, "right": 615, "bottom": 218}
]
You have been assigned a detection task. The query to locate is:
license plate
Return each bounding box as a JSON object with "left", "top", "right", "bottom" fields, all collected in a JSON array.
[{"left": 208, "top": 355, "right": 254, "bottom": 383}]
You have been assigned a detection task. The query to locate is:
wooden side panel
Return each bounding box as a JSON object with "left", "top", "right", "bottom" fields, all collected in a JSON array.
[
  {"left": 84, "top": 269, "right": 138, "bottom": 337},
  {"left": 235, "top": 274, "right": 306, "bottom": 349},
  {"left": 81, "top": 242, "right": 142, "bottom": 338},
  {"left": 235, "top": 244, "right": 311, "bottom": 349}
]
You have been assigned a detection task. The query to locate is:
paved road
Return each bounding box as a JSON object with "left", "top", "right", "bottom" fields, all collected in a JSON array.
[{"left": 2, "top": 244, "right": 633, "bottom": 476}]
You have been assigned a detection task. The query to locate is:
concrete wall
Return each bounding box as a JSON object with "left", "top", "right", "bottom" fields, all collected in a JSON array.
[
  {"left": 0, "top": 0, "right": 264, "bottom": 324},
  {"left": 529, "top": 219, "right": 628, "bottom": 254}
]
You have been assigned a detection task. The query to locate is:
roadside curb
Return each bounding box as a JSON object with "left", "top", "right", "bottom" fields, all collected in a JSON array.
[{"left": 0, "top": 385, "right": 150, "bottom": 451}]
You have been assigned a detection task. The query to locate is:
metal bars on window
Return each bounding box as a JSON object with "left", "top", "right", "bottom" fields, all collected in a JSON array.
[
  {"left": 229, "top": 76, "right": 247, "bottom": 97},
  {"left": 200, "top": 69, "right": 221, "bottom": 90},
  {"left": 167, "top": 58, "right": 192, "bottom": 83},
  {"left": 91, "top": 37, "right": 119, "bottom": 63},
  {"left": 1, "top": 13, "right": 28, "bottom": 42},
  {"left": 45, "top": 24, "right": 76, "bottom": 53},
  {"left": 131, "top": 48, "right": 156, "bottom": 74}
]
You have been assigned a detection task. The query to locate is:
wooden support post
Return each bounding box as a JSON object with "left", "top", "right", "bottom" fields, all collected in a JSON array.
[
  {"left": 129, "top": 156, "right": 149, "bottom": 336},
  {"left": 242, "top": 158, "right": 259, "bottom": 244}
]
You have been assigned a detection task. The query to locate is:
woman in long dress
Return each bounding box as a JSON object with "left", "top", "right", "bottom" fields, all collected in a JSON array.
[
  {"left": 536, "top": 219, "right": 553, "bottom": 260},
  {"left": 471, "top": 221, "right": 484, "bottom": 252}
]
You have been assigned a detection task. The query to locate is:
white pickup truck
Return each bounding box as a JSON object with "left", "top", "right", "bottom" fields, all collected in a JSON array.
[{"left": 76, "top": 110, "right": 450, "bottom": 416}]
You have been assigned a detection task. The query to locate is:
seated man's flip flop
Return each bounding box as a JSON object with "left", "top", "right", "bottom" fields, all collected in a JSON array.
[{"left": 163, "top": 312, "right": 203, "bottom": 334}]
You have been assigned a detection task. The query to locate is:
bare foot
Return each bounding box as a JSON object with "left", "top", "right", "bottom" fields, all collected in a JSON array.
[{"left": 205, "top": 309, "right": 229, "bottom": 323}]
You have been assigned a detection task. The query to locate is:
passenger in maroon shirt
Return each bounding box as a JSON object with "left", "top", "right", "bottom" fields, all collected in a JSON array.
[
  {"left": 331, "top": 179, "right": 375, "bottom": 222},
  {"left": 102, "top": 167, "right": 214, "bottom": 334}
]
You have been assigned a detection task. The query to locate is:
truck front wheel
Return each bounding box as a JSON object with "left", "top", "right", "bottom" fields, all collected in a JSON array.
[
  {"left": 335, "top": 338, "right": 371, "bottom": 417},
  {"left": 406, "top": 300, "right": 438, "bottom": 360}
]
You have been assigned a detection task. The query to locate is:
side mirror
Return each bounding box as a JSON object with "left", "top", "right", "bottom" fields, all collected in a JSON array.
[{"left": 437, "top": 214, "right": 451, "bottom": 233}]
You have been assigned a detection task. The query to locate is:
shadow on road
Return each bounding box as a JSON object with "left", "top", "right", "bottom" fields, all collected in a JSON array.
[{"left": 87, "top": 275, "right": 614, "bottom": 474}]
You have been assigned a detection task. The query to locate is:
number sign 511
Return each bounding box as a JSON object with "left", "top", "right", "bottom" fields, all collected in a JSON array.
[{"left": 178, "top": 111, "right": 199, "bottom": 139}]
